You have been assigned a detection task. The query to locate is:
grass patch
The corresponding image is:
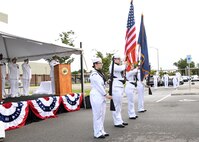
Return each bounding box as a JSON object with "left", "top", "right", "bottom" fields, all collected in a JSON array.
[{"left": 72, "top": 89, "right": 90, "bottom": 96}]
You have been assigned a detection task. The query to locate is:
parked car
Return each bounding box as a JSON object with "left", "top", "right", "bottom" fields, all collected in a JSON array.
[
  {"left": 182, "top": 76, "right": 189, "bottom": 82},
  {"left": 146, "top": 75, "right": 154, "bottom": 87},
  {"left": 191, "top": 75, "right": 199, "bottom": 82},
  {"left": 168, "top": 76, "right": 184, "bottom": 86},
  {"left": 146, "top": 75, "right": 164, "bottom": 87}
]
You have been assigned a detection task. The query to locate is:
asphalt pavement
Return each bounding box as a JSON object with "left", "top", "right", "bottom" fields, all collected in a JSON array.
[{"left": 4, "top": 82, "right": 199, "bottom": 142}]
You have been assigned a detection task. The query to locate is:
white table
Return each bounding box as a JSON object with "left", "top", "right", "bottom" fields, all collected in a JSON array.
[{"left": 34, "top": 81, "right": 52, "bottom": 95}]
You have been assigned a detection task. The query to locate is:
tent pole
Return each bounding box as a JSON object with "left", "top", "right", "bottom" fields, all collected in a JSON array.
[
  {"left": 80, "top": 42, "right": 85, "bottom": 108},
  {"left": 0, "top": 66, "right": 2, "bottom": 101}
]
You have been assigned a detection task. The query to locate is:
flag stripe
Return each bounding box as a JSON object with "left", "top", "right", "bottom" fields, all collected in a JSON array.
[{"left": 124, "top": 1, "right": 137, "bottom": 71}]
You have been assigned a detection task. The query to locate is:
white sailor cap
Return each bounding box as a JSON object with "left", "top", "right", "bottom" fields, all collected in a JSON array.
[
  {"left": 113, "top": 53, "right": 121, "bottom": 59},
  {"left": 12, "top": 57, "right": 17, "bottom": 61},
  {"left": 92, "top": 57, "right": 102, "bottom": 63},
  {"left": 24, "top": 58, "right": 29, "bottom": 61}
]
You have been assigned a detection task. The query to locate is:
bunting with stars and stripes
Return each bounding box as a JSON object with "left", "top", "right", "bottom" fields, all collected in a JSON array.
[
  {"left": 0, "top": 94, "right": 83, "bottom": 131},
  {"left": 61, "top": 93, "right": 83, "bottom": 112},
  {"left": 28, "top": 96, "right": 61, "bottom": 119},
  {"left": 0, "top": 101, "right": 29, "bottom": 130}
]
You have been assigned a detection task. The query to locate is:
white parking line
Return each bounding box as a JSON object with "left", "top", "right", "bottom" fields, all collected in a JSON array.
[
  {"left": 179, "top": 99, "right": 197, "bottom": 102},
  {"left": 156, "top": 94, "right": 171, "bottom": 103}
]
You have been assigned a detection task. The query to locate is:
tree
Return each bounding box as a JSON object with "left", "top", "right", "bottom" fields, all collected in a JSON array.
[
  {"left": 78, "top": 69, "right": 87, "bottom": 73},
  {"left": 95, "top": 51, "right": 113, "bottom": 80},
  {"left": 58, "top": 30, "right": 75, "bottom": 47},
  {"left": 47, "top": 30, "right": 75, "bottom": 64},
  {"left": 173, "top": 58, "right": 195, "bottom": 75},
  {"left": 72, "top": 71, "right": 79, "bottom": 75}
]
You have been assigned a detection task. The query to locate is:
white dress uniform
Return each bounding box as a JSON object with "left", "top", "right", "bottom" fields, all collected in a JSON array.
[
  {"left": 163, "top": 74, "right": 169, "bottom": 88},
  {"left": 22, "top": 62, "right": 32, "bottom": 96},
  {"left": 0, "top": 60, "right": 6, "bottom": 98},
  {"left": 49, "top": 59, "right": 59, "bottom": 94},
  {"left": 0, "top": 121, "right": 5, "bottom": 140},
  {"left": 109, "top": 62, "right": 126, "bottom": 125},
  {"left": 8, "top": 62, "right": 20, "bottom": 97},
  {"left": 90, "top": 68, "right": 107, "bottom": 138},
  {"left": 125, "top": 68, "right": 138, "bottom": 118},
  {"left": 176, "top": 72, "right": 181, "bottom": 87},
  {"left": 153, "top": 74, "right": 158, "bottom": 89},
  {"left": 137, "top": 70, "right": 145, "bottom": 111},
  {"left": 173, "top": 75, "right": 178, "bottom": 89}
]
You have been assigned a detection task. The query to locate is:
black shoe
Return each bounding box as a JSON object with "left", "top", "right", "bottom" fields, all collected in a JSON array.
[
  {"left": 122, "top": 122, "right": 128, "bottom": 125},
  {"left": 104, "top": 133, "right": 109, "bottom": 137},
  {"left": 114, "top": 124, "right": 125, "bottom": 128},
  {"left": 129, "top": 117, "right": 137, "bottom": 119},
  {"left": 138, "top": 110, "right": 147, "bottom": 113},
  {"left": 94, "top": 135, "right": 105, "bottom": 139}
]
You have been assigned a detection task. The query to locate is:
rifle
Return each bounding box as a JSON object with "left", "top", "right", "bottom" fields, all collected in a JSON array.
[
  {"left": 109, "top": 57, "right": 115, "bottom": 111},
  {"left": 147, "top": 64, "right": 152, "bottom": 95}
]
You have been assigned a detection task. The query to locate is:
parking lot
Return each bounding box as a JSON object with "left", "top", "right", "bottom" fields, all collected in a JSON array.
[{"left": 4, "top": 81, "right": 199, "bottom": 142}]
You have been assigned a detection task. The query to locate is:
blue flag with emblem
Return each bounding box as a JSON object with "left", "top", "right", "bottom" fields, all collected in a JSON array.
[{"left": 138, "top": 14, "right": 150, "bottom": 81}]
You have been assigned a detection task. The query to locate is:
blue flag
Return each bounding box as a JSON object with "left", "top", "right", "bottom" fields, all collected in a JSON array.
[{"left": 138, "top": 14, "right": 150, "bottom": 81}]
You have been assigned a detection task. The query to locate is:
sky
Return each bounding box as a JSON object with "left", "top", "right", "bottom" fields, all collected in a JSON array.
[{"left": 0, "top": 0, "right": 199, "bottom": 71}]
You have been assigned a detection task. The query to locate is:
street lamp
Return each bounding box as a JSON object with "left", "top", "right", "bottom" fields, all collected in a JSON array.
[{"left": 150, "top": 47, "right": 159, "bottom": 72}]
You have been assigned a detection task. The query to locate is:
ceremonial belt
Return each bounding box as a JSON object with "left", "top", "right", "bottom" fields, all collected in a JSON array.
[
  {"left": 113, "top": 76, "right": 126, "bottom": 84},
  {"left": 129, "top": 82, "right": 137, "bottom": 87}
]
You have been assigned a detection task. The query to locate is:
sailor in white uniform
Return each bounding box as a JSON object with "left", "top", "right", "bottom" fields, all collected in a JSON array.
[
  {"left": 22, "top": 59, "right": 32, "bottom": 96},
  {"left": 153, "top": 72, "right": 159, "bottom": 89},
  {"left": 125, "top": 65, "right": 138, "bottom": 119},
  {"left": 49, "top": 56, "right": 59, "bottom": 94},
  {"left": 8, "top": 57, "right": 20, "bottom": 98},
  {"left": 89, "top": 57, "right": 112, "bottom": 139},
  {"left": 109, "top": 54, "right": 128, "bottom": 128},
  {"left": 0, "top": 54, "right": 7, "bottom": 99},
  {"left": 176, "top": 72, "right": 181, "bottom": 87},
  {"left": 0, "top": 120, "right": 5, "bottom": 141},
  {"left": 173, "top": 75, "right": 178, "bottom": 89},
  {"left": 137, "top": 67, "right": 147, "bottom": 113},
  {"left": 163, "top": 73, "right": 169, "bottom": 88}
]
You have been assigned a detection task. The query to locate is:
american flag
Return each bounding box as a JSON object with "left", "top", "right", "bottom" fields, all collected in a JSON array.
[{"left": 125, "top": 1, "right": 137, "bottom": 71}]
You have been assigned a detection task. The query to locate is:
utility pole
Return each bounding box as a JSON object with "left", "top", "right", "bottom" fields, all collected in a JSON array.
[{"left": 150, "top": 47, "right": 159, "bottom": 73}]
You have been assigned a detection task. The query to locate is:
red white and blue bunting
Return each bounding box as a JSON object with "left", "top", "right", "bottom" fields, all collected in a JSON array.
[
  {"left": 0, "top": 93, "right": 83, "bottom": 131},
  {"left": 62, "top": 93, "right": 83, "bottom": 112},
  {"left": 0, "top": 101, "right": 29, "bottom": 130},
  {"left": 28, "top": 96, "right": 61, "bottom": 119}
]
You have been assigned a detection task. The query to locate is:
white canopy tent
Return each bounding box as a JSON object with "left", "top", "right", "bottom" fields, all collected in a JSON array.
[{"left": 0, "top": 31, "right": 82, "bottom": 61}]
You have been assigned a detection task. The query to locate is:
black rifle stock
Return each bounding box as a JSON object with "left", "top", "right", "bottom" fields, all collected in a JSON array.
[
  {"left": 109, "top": 57, "right": 115, "bottom": 111},
  {"left": 148, "top": 65, "right": 152, "bottom": 95}
]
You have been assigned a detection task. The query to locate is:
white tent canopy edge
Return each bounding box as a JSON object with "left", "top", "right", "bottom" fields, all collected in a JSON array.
[{"left": 0, "top": 31, "right": 82, "bottom": 62}]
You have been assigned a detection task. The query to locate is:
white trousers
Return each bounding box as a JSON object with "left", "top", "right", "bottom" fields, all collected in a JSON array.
[
  {"left": 112, "top": 86, "right": 124, "bottom": 125},
  {"left": 164, "top": 80, "right": 168, "bottom": 88},
  {"left": 154, "top": 80, "right": 158, "bottom": 89},
  {"left": 177, "top": 79, "right": 180, "bottom": 87},
  {"left": 137, "top": 82, "right": 145, "bottom": 111},
  {"left": 51, "top": 77, "right": 55, "bottom": 94},
  {"left": 23, "top": 79, "right": 30, "bottom": 96},
  {"left": 173, "top": 80, "right": 177, "bottom": 88},
  {"left": 90, "top": 92, "right": 106, "bottom": 137},
  {"left": 125, "top": 83, "right": 137, "bottom": 117},
  {"left": 0, "top": 121, "right": 5, "bottom": 139},
  {"left": 1, "top": 78, "right": 5, "bottom": 97},
  {"left": 10, "top": 79, "right": 19, "bottom": 97}
]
